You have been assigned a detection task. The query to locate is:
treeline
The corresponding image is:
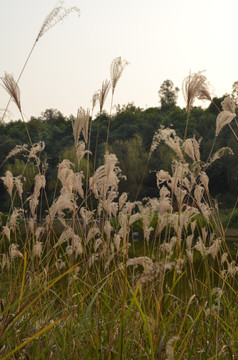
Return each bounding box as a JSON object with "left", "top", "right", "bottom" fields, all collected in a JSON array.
[{"left": 0, "top": 97, "right": 238, "bottom": 212}]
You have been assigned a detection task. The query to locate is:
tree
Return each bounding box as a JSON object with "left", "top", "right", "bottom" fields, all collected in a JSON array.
[
  {"left": 232, "top": 81, "right": 238, "bottom": 105},
  {"left": 158, "top": 80, "right": 179, "bottom": 109},
  {"left": 40, "top": 109, "right": 66, "bottom": 125}
]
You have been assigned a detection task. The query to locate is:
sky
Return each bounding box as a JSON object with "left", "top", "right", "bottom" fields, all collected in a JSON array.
[{"left": 0, "top": 0, "right": 238, "bottom": 121}]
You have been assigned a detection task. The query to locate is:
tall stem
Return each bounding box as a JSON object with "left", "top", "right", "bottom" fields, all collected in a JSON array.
[
  {"left": 105, "top": 93, "right": 114, "bottom": 152},
  {"left": 184, "top": 110, "right": 191, "bottom": 141},
  {"left": 1, "top": 41, "right": 37, "bottom": 123}
]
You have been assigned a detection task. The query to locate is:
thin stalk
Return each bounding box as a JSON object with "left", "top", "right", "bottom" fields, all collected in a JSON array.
[
  {"left": 1, "top": 42, "right": 37, "bottom": 123},
  {"left": 184, "top": 110, "right": 191, "bottom": 141},
  {"left": 206, "top": 136, "right": 217, "bottom": 163},
  {"left": 85, "top": 112, "right": 94, "bottom": 209},
  {"left": 134, "top": 154, "right": 150, "bottom": 202},
  {"left": 118, "top": 232, "right": 129, "bottom": 359},
  {"left": 105, "top": 94, "right": 114, "bottom": 152},
  {"left": 93, "top": 117, "right": 101, "bottom": 172}
]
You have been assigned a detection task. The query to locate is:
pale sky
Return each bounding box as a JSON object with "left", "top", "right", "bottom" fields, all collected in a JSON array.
[{"left": 0, "top": 0, "right": 238, "bottom": 121}]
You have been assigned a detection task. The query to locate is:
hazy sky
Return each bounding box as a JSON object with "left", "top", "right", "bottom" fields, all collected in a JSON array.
[{"left": 0, "top": 0, "right": 238, "bottom": 121}]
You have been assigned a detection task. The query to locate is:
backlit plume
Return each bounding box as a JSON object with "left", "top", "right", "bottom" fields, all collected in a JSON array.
[
  {"left": 182, "top": 71, "right": 211, "bottom": 113},
  {"left": 110, "top": 57, "right": 129, "bottom": 96},
  {"left": 1, "top": 73, "right": 21, "bottom": 112},
  {"left": 36, "top": 1, "right": 80, "bottom": 42}
]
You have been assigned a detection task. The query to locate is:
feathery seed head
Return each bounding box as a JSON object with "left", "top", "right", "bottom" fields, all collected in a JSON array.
[
  {"left": 104, "top": 220, "right": 112, "bottom": 241},
  {"left": 46, "top": 192, "right": 76, "bottom": 225},
  {"left": 200, "top": 172, "right": 209, "bottom": 192},
  {"left": 28, "top": 141, "right": 45, "bottom": 162},
  {"left": 182, "top": 71, "right": 209, "bottom": 113},
  {"left": 55, "top": 258, "right": 66, "bottom": 270},
  {"left": 194, "top": 185, "right": 204, "bottom": 206},
  {"left": 221, "top": 96, "right": 236, "bottom": 116},
  {"left": 1, "top": 171, "right": 14, "bottom": 197},
  {"left": 119, "top": 192, "right": 128, "bottom": 210},
  {"left": 184, "top": 138, "right": 195, "bottom": 160},
  {"left": 14, "top": 176, "right": 24, "bottom": 199},
  {"left": 36, "top": 1, "right": 80, "bottom": 42},
  {"left": 207, "top": 238, "right": 221, "bottom": 259},
  {"left": 34, "top": 241, "right": 43, "bottom": 257},
  {"left": 2, "top": 226, "right": 11, "bottom": 241},
  {"left": 76, "top": 141, "right": 91, "bottom": 164},
  {"left": 197, "top": 82, "right": 212, "bottom": 102},
  {"left": 215, "top": 111, "right": 236, "bottom": 136},
  {"left": 35, "top": 227, "right": 45, "bottom": 241},
  {"left": 72, "top": 107, "right": 90, "bottom": 145},
  {"left": 33, "top": 174, "right": 46, "bottom": 197},
  {"left": 221, "top": 96, "right": 236, "bottom": 114},
  {"left": 1, "top": 73, "right": 21, "bottom": 112},
  {"left": 166, "top": 336, "right": 180, "bottom": 360},
  {"left": 151, "top": 126, "right": 184, "bottom": 159},
  {"left": 5, "top": 144, "right": 28, "bottom": 161},
  {"left": 75, "top": 237, "right": 83, "bottom": 257},
  {"left": 184, "top": 136, "right": 201, "bottom": 161},
  {"left": 92, "top": 91, "right": 100, "bottom": 111},
  {"left": 221, "top": 253, "right": 228, "bottom": 264},
  {"left": 9, "top": 243, "right": 23, "bottom": 259},
  {"left": 98, "top": 79, "right": 111, "bottom": 113},
  {"left": 110, "top": 57, "right": 129, "bottom": 95},
  {"left": 90, "top": 152, "right": 123, "bottom": 199},
  {"left": 207, "top": 147, "right": 233, "bottom": 167}
]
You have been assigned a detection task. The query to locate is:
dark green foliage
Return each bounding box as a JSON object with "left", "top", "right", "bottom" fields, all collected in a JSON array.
[
  {"left": 0, "top": 92, "right": 238, "bottom": 211},
  {"left": 223, "top": 209, "right": 238, "bottom": 228}
]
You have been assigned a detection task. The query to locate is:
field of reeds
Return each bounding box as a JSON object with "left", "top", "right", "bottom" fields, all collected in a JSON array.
[{"left": 1, "top": 3, "right": 238, "bottom": 359}]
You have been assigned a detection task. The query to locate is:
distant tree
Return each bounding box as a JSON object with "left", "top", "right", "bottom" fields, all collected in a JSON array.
[
  {"left": 115, "top": 102, "right": 141, "bottom": 114},
  {"left": 232, "top": 81, "right": 238, "bottom": 105},
  {"left": 40, "top": 109, "right": 66, "bottom": 125},
  {"left": 158, "top": 80, "right": 179, "bottom": 109}
]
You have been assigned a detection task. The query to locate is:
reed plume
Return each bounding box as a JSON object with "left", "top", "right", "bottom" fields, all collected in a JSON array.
[
  {"left": 182, "top": 71, "right": 211, "bottom": 140},
  {"left": 221, "top": 96, "right": 236, "bottom": 114},
  {"left": 36, "top": 1, "right": 80, "bottom": 42},
  {"left": 1, "top": 170, "right": 14, "bottom": 197},
  {"left": 98, "top": 80, "right": 111, "bottom": 113},
  {"left": 1, "top": 73, "right": 21, "bottom": 113},
  {"left": 104, "top": 57, "right": 129, "bottom": 150},
  {"left": 215, "top": 111, "right": 236, "bottom": 137},
  {"left": 110, "top": 57, "right": 129, "bottom": 96},
  {"left": 72, "top": 107, "right": 90, "bottom": 145},
  {"left": 92, "top": 80, "right": 111, "bottom": 171},
  {"left": 182, "top": 71, "right": 210, "bottom": 113},
  {"left": 92, "top": 91, "right": 99, "bottom": 112}
]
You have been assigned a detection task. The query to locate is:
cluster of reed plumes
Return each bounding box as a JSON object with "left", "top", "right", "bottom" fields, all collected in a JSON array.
[
  {"left": 0, "top": 70, "right": 238, "bottom": 359},
  {"left": 1, "top": 3, "right": 238, "bottom": 357}
]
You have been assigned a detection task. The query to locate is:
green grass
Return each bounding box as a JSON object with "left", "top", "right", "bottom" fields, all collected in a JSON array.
[{"left": 1, "top": 233, "right": 238, "bottom": 359}]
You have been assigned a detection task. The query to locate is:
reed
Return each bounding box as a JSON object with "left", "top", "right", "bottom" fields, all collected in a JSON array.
[{"left": 0, "top": 6, "right": 238, "bottom": 359}]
